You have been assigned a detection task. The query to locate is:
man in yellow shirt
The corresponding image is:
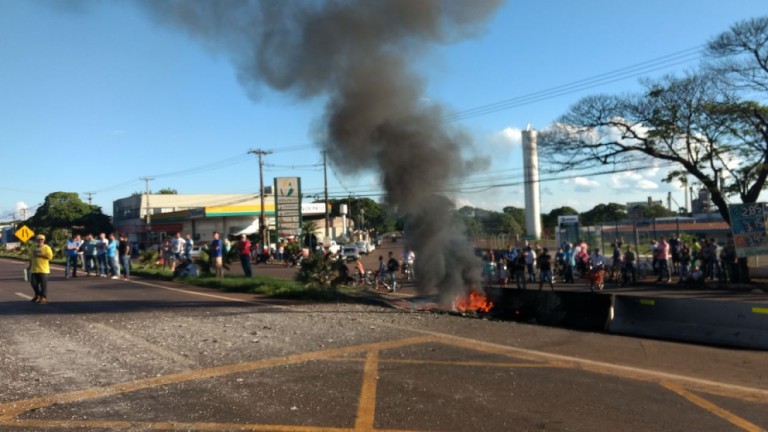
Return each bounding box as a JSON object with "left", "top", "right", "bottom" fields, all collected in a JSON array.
[{"left": 29, "top": 234, "right": 53, "bottom": 304}]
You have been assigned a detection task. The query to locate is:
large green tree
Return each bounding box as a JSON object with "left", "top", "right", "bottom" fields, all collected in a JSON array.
[
  {"left": 502, "top": 206, "right": 526, "bottom": 230},
  {"left": 324, "top": 197, "right": 399, "bottom": 236},
  {"left": 580, "top": 203, "right": 628, "bottom": 226},
  {"left": 27, "top": 192, "right": 112, "bottom": 235},
  {"left": 456, "top": 206, "right": 522, "bottom": 236}
]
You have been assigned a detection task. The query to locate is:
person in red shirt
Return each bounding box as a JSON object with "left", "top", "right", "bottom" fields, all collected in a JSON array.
[{"left": 237, "top": 234, "right": 252, "bottom": 277}]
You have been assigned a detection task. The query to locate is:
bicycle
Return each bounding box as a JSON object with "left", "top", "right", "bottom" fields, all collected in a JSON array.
[
  {"left": 401, "top": 261, "right": 414, "bottom": 281},
  {"left": 363, "top": 270, "right": 397, "bottom": 292},
  {"left": 605, "top": 262, "right": 621, "bottom": 285}
]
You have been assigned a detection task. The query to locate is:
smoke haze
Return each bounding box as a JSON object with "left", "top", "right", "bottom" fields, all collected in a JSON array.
[{"left": 137, "top": 0, "right": 503, "bottom": 302}]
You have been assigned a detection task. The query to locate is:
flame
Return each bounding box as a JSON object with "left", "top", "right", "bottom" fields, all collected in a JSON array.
[{"left": 454, "top": 292, "right": 493, "bottom": 313}]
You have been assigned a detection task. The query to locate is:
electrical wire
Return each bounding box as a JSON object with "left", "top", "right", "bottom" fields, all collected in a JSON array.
[{"left": 446, "top": 46, "right": 703, "bottom": 122}]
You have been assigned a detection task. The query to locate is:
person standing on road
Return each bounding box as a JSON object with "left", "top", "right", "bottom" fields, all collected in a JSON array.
[
  {"left": 589, "top": 247, "right": 607, "bottom": 291},
  {"left": 96, "top": 232, "right": 109, "bottom": 277},
  {"left": 670, "top": 234, "right": 682, "bottom": 276},
  {"left": 29, "top": 234, "right": 53, "bottom": 303},
  {"left": 679, "top": 243, "right": 691, "bottom": 284},
  {"left": 184, "top": 233, "right": 194, "bottom": 262},
  {"left": 377, "top": 255, "right": 386, "bottom": 286},
  {"left": 237, "top": 234, "right": 252, "bottom": 277},
  {"left": 524, "top": 246, "right": 537, "bottom": 282},
  {"left": 622, "top": 245, "right": 636, "bottom": 286},
  {"left": 170, "top": 232, "right": 185, "bottom": 272},
  {"left": 386, "top": 251, "right": 399, "bottom": 292},
  {"left": 83, "top": 234, "right": 98, "bottom": 277},
  {"left": 118, "top": 234, "right": 132, "bottom": 280},
  {"left": 563, "top": 243, "right": 575, "bottom": 284},
  {"left": 65, "top": 234, "right": 82, "bottom": 278},
  {"left": 107, "top": 233, "right": 120, "bottom": 279},
  {"left": 656, "top": 237, "right": 671, "bottom": 283},
  {"left": 513, "top": 249, "right": 527, "bottom": 290},
  {"left": 354, "top": 257, "right": 365, "bottom": 285},
  {"left": 210, "top": 231, "right": 224, "bottom": 278},
  {"left": 538, "top": 247, "right": 554, "bottom": 291}
]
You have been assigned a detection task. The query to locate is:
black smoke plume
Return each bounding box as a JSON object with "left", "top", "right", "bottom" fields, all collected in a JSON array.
[{"left": 137, "top": 0, "right": 503, "bottom": 302}]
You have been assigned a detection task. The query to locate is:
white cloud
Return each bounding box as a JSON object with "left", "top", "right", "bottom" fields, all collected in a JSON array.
[
  {"left": 16, "top": 202, "right": 28, "bottom": 212},
  {"left": 490, "top": 127, "right": 522, "bottom": 150},
  {"left": 610, "top": 171, "right": 643, "bottom": 189},
  {"left": 636, "top": 179, "right": 658, "bottom": 190},
  {"left": 453, "top": 197, "right": 474, "bottom": 209},
  {"left": 571, "top": 177, "right": 600, "bottom": 192}
]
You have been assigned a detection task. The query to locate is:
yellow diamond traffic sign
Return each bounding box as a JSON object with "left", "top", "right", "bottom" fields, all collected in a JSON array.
[{"left": 14, "top": 225, "right": 35, "bottom": 243}]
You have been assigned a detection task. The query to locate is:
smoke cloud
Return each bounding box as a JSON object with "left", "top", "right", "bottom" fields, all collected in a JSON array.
[{"left": 136, "top": 0, "right": 503, "bottom": 302}]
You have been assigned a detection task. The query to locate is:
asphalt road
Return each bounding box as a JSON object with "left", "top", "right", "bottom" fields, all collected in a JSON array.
[{"left": 1, "top": 258, "right": 767, "bottom": 432}]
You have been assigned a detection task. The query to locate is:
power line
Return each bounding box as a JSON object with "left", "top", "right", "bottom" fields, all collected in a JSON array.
[
  {"left": 446, "top": 46, "right": 703, "bottom": 122},
  {"left": 306, "top": 161, "right": 678, "bottom": 200}
]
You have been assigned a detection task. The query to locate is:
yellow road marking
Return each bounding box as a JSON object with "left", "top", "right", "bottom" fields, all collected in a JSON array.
[
  {"left": 355, "top": 351, "right": 380, "bottom": 431},
  {"left": 6, "top": 419, "right": 425, "bottom": 432},
  {"left": 2, "top": 329, "right": 765, "bottom": 431},
  {"left": 394, "top": 327, "right": 768, "bottom": 403},
  {"left": 639, "top": 299, "right": 655, "bottom": 306},
  {"left": 328, "top": 357, "right": 563, "bottom": 369},
  {"left": 6, "top": 419, "right": 360, "bottom": 431},
  {"left": 753, "top": 307, "right": 768, "bottom": 315},
  {"left": 0, "top": 335, "right": 433, "bottom": 421},
  {"left": 661, "top": 381, "right": 767, "bottom": 432}
]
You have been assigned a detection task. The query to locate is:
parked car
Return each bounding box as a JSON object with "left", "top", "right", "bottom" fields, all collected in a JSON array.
[
  {"left": 341, "top": 245, "right": 361, "bottom": 261},
  {"left": 355, "top": 241, "right": 375, "bottom": 254},
  {"left": 316, "top": 240, "right": 341, "bottom": 254}
]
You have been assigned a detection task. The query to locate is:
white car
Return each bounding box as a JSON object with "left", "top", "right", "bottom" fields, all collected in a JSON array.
[
  {"left": 341, "top": 245, "right": 360, "bottom": 261},
  {"left": 355, "top": 241, "right": 374, "bottom": 254}
]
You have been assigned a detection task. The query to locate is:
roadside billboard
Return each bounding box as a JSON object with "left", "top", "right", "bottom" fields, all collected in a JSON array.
[
  {"left": 274, "top": 177, "right": 302, "bottom": 238},
  {"left": 728, "top": 202, "right": 768, "bottom": 257}
]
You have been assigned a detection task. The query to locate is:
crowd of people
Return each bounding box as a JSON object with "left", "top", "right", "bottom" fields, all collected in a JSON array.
[
  {"left": 59, "top": 232, "right": 134, "bottom": 280},
  {"left": 482, "top": 234, "right": 741, "bottom": 291},
  {"left": 27, "top": 232, "right": 133, "bottom": 304}
]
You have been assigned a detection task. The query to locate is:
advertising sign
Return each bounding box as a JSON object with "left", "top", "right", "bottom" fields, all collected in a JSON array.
[
  {"left": 274, "top": 177, "right": 302, "bottom": 238},
  {"left": 728, "top": 203, "right": 768, "bottom": 257}
]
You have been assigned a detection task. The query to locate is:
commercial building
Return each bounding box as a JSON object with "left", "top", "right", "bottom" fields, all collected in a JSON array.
[{"left": 113, "top": 193, "right": 340, "bottom": 246}]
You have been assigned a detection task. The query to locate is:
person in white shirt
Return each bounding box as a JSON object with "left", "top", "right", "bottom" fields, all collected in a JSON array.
[
  {"left": 525, "top": 246, "right": 537, "bottom": 282},
  {"left": 170, "top": 232, "right": 186, "bottom": 271}
]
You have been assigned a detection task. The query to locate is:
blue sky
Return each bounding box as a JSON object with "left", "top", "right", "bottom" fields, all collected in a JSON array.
[{"left": 1, "top": 0, "right": 765, "bottom": 221}]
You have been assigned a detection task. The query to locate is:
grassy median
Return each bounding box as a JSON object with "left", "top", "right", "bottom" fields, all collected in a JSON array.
[{"left": 129, "top": 265, "right": 353, "bottom": 300}]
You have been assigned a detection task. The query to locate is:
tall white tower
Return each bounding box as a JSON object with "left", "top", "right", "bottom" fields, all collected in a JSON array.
[{"left": 521, "top": 126, "right": 542, "bottom": 240}]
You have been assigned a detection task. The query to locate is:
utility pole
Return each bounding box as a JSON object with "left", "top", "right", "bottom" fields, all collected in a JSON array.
[
  {"left": 140, "top": 177, "right": 154, "bottom": 243},
  {"left": 249, "top": 149, "right": 273, "bottom": 249},
  {"left": 84, "top": 192, "right": 95, "bottom": 206},
  {"left": 323, "top": 150, "right": 330, "bottom": 238}
]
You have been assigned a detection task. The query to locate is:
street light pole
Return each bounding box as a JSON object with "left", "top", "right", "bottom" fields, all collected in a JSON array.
[
  {"left": 249, "top": 149, "right": 272, "bottom": 250},
  {"left": 140, "top": 177, "right": 154, "bottom": 244},
  {"left": 323, "top": 150, "right": 330, "bottom": 238}
]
